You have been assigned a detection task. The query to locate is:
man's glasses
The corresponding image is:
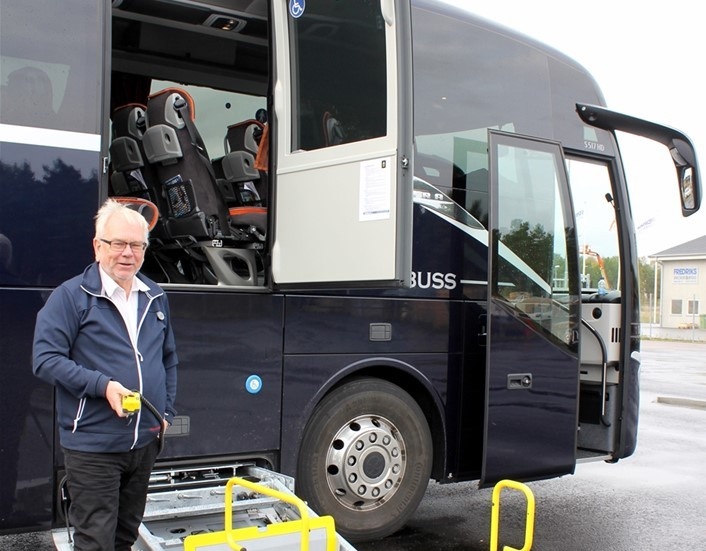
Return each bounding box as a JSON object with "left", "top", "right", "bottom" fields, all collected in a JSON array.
[{"left": 99, "top": 239, "right": 147, "bottom": 253}]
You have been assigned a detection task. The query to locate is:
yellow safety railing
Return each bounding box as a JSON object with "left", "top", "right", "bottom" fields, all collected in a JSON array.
[
  {"left": 489, "top": 479, "right": 535, "bottom": 551},
  {"left": 183, "top": 476, "right": 337, "bottom": 551}
]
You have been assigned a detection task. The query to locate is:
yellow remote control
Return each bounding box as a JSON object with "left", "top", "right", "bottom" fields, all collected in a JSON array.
[{"left": 121, "top": 392, "right": 141, "bottom": 415}]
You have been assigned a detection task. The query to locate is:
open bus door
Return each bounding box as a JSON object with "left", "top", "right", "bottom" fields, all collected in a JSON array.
[
  {"left": 481, "top": 131, "right": 581, "bottom": 486},
  {"left": 270, "top": 0, "right": 413, "bottom": 286}
]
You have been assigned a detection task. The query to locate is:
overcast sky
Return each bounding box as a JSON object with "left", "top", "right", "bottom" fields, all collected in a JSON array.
[{"left": 443, "top": 0, "right": 705, "bottom": 256}]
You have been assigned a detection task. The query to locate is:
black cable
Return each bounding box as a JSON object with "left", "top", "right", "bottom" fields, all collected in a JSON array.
[{"left": 138, "top": 393, "right": 167, "bottom": 455}]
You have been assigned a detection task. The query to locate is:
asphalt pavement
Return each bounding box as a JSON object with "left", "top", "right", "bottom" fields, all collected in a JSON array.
[
  {"left": 357, "top": 339, "right": 706, "bottom": 550},
  {"left": 3, "top": 339, "right": 705, "bottom": 550}
]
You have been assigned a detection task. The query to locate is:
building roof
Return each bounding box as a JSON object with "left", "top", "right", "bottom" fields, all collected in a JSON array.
[{"left": 651, "top": 235, "right": 706, "bottom": 258}]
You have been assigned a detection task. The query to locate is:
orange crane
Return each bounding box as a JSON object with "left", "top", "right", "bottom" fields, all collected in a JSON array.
[{"left": 582, "top": 245, "right": 610, "bottom": 290}]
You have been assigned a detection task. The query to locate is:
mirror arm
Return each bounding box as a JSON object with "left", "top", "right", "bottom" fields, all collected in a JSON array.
[{"left": 576, "top": 103, "right": 701, "bottom": 216}]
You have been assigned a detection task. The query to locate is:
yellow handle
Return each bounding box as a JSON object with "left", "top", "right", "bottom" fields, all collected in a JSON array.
[
  {"left": 184, "top": 476, "right": 337, "bottom": 551},
  {"left": 489, "top": 479, "right": 535, "bottom": 551},
  {"left": 225, "top": 477, "right": 312, "bottom": 551}
]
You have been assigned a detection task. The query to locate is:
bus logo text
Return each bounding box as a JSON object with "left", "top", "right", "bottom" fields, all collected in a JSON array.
[{"left": 410, "top": 272, "right": 457, "bottom": 290}]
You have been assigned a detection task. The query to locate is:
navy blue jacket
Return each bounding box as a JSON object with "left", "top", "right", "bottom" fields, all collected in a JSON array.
[{"left": 33, "top": 263, "right": 178, "bottom": 452}]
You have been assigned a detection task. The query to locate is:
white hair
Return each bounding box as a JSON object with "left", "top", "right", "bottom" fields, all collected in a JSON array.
[{"left": 94, "top": 199, "right": 149, "bottom": 240}]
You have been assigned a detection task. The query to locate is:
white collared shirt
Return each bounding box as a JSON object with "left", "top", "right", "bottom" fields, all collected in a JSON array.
[{"left": 98, "top": 266, "right": 150, "bottom": 347}]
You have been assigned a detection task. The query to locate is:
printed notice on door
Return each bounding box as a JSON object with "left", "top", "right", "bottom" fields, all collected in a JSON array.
[{"left": 359, "top": 158, "right": 392, "bottom": 221}]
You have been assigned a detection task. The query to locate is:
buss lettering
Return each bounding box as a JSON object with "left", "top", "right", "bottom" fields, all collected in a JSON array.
[{"left": 410, "top": 272, "right": 457, "bottom": 290}]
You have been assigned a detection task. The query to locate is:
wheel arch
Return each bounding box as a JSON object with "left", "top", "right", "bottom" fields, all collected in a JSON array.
[{"left": 284, "top": 356, "right": 447, "bottom": 482}]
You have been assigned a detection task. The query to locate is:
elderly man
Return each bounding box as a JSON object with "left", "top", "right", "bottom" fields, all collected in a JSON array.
[{"left": 33, "top": 199, "right": 178, "bottom": 551}]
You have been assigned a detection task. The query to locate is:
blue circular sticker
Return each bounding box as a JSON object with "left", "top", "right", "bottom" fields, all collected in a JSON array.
[
  {"left": 289, "top": 0, "right": 305, "bottom": 18},
  {"left": 245, "top": 375, "right": 263, "bottom": 394}
]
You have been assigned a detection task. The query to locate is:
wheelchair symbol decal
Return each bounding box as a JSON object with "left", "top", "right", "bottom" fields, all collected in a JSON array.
[
  {"left": 289, "top": 0, "right": 305, "bottom": 18},
  {"left": 245, "top": 375, "right": 263, "bottom": 394}
]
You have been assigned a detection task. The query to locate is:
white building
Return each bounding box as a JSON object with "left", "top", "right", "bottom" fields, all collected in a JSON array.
[{"left": 651, "top": 236, "right": 706, "bottom": 329}]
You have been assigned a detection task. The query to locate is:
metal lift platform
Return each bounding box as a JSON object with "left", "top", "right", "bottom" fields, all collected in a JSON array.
[{"left": 53, "top": 465, "right": 356, "bottom": 551}]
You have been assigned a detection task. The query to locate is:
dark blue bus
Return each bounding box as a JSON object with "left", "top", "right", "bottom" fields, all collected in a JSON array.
[{"left": 0, "top": 0, "right": 700, "bottom": 542}]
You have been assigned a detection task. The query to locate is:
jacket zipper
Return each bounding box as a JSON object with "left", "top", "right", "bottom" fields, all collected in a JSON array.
[{"left": 80, "top": 284, "right": 161, "bottom": 449}]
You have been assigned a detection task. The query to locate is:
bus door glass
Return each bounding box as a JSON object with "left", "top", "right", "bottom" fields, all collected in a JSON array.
[
  {"left": 482, "top": 130, "right": 580, "bottom": 486},
  {"left": 271, "top": 0, "right": 413, "bottom": 285}
]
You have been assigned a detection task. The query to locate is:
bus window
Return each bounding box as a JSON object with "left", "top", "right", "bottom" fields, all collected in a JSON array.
[
  {"left": 416, "top": 128, "right": 493, "bottom": 229},
  {"left": 288, "top": 0, "right": 387, "bottom": 151},
  {"left": 0, "top": 1, "right": 102, "bottom": 134}
]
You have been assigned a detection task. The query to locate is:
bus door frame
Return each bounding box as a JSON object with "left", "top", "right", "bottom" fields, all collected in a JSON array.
[{"left": 269, "top": 0, "right": 414, "bottom": 287}]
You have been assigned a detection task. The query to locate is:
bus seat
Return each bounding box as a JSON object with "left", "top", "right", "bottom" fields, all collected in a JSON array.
[
  {"left": 228, "top": 206, "right": 267, "bottom": 239},
  {"left": 254, "top": 123, "right": 269, "bottom": 173},
  {"left": 110, "top": 103, "right": 171, "bottom": 242},
  {"left": 143, "top": 88, "right": 261, "bottom": 285},
  {"left": 223, "top": 118, "right": 269, "bottom": 205},
  {"left": 221, "top": 150, "right": 261, "bottom": 203},
  {"left": 112, "top": 197, "right": 160, "bottom": 232},
  {"left": 221, "top": 151, "right": 267, "bottom": 241},
  {"left": 322, "top": 111, "right": 345, "bottom": 146},
  {"left": 0, "top": 66, "right": 57, "bottom": 127},
  {"left": 225, "top": 118, "right": 263, "bottom": 156},
  {"left": 110, "top": 104, "right": 150, "bottom": 197},
  {"left": 143, "top": 87, "right": 231, "bottom": 242}
]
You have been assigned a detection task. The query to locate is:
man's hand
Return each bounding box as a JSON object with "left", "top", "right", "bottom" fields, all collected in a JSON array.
[{"left": 105, "top": 380, "right": 133, "bottom": 418}]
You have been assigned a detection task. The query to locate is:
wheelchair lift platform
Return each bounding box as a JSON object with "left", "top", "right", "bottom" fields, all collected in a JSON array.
[{"left": 53, "top": 465, "right": 356, "bottom": 551}]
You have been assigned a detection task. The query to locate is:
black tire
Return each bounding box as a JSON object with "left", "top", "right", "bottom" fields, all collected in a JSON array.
[{"left": 296, "top": 378, "right": 432, "bottom": 542}]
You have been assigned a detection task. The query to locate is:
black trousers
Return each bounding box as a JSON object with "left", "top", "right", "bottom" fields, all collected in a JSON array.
[{"left": 63, "top": 439, "right": 159, "bottom": 551}]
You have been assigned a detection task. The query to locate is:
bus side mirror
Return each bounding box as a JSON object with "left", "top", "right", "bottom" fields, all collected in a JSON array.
[
  {"left": 670, "top": 140, "right": 700, "bottom": 215},
  {"left": 679, "top": 166, "right": 697, "bottom": 213},
  {"left": 576, "top": 103, "right": 702, "bottom": 217}
]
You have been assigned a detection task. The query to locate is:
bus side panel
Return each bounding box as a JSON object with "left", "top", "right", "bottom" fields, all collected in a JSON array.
[
  {"left": 279, "top": 294, "right": 464, "bottom": 475},
  {"left": 160, "top": 293, "right": 284, "bottom": 459},
  {"left": 0, "top": 141, "right": 99, "bottom": 531},
  {"left": 0, "top": 289, "right": 55, "bottom": 531},
  {"left": 283, "top": 295, "right": 463, "bottom": 354},
  {"left": 279, "top": 352, "right": 454, "bottom": 477}
]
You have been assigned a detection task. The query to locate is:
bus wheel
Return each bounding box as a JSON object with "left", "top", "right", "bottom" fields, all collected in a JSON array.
[{"left": 297, "top": 378, "right": 432, "bottom": 542}]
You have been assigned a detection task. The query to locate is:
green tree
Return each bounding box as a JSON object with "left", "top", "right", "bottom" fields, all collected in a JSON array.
[
  {"left": 638, "top": 258, "right": 656, "bottom": 298},
  {"left": 501, "top": 220, "right": 553, "bottom": 280},
  {"left": 579, "top": 255, "right": 620, "bottom": 290},
  {"left": 638, "top": 258, "right": 658, "bottom": 322}
]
